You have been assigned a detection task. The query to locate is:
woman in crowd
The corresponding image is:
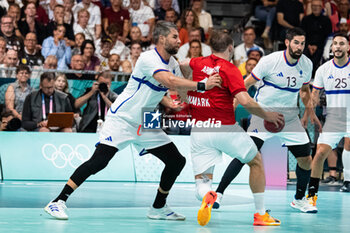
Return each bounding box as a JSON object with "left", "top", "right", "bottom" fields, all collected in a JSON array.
[
  {"left": 4, "top": 65, "right": 32, "bottom": 120},
  {"left": 81, "top": 40, "right": 100, "bottom": 71},
  {"left": 73, "top": 8, "right": 95, "bottom": 41},
  {"left": 186, "top": 39, "right": 202, "bottom": 58},
  {"left": 179, "top": 8, "right": 204, "bottom": 46}
]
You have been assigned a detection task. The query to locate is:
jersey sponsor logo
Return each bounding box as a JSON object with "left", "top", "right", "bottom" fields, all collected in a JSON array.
[
  {"left": 328, "top": 75, "right": 334, "bottom": 79},
  {"left": 201, "top": 65, "right": 221, "bottom": 75},
  {"left": 277, "top": 72, "right": 284, "bottom": 77},
  {"left": 143, "top": 110, "right": 161, "bottom": 129},
  {"left": 187, "top": 96, "right": 210, "bottom": 107}
]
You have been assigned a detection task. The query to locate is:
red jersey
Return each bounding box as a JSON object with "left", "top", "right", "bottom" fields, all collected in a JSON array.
[{"left": 187, "top": 55, "right": 246, "bottom": 125}]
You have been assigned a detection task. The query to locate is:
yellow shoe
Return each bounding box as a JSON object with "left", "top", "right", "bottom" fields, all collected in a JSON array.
[
  {"left": 306, "top": 194, "right": 318, "bottom": 207},
  {"left": 197, "top": 191, "right": 217, "bottom": 226},
  {"left": 253, "top": 210, "right": 281, "bottom": 226}
]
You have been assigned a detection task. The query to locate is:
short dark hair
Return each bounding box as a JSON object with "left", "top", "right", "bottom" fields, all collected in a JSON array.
[
  {"left": 16, "top": 64, "right": 31, "bottom": 74},
  {"left": 53, "top": 23, "right": 65, "bottom": 32},
  {"left": 244, "top": 26, "right": 255, "bottom": 33},
  {"left": 209, "top": 29, "right": 233, "bottom": 53},
  {"left": 285, "top": 27, "right": 306, "bottom": 41},
  {"left": 40, "top": 72, "right": 55, "bottom": 84},
  {"left": 333, "top": 32, "right": 349, "bottom": 41},
  {"left": 97, "top": 71, "right": 113, "bottom": 80},
  {"left": 153, "top": 21, "right": 177, "bottom": 44},
  {"left": 107, "top": 23, "right": 121, "bottom": 35}
]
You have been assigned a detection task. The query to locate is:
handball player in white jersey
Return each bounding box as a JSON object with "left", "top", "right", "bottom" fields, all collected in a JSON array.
[
  {"left": 307, "top": 33, "right": 350, "bottom": 207},
  {"left": 213, "top": 28, "right": 322, "bottom": 214},
  {"left": 44, "top": 21, "right": 222, "bottom": 221}
]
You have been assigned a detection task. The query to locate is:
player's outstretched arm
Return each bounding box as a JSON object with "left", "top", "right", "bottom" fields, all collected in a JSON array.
[
  {"left": 244, "top": 74, "right": 258, "bottom": 90},
  {"left": 153, "top": 71, "right": 222, "bottom": 91},
  {"left": 235, "top": 91, "right": 285, "bottom": 127},
  {"left": 300, "top": 85, "right": 322, "bottom": 132},
  {"left": 179, "top": 59, "right": 192, "bottom": 80}
]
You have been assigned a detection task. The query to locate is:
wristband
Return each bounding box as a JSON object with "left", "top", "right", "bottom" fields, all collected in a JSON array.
[{"left": 197, "top": 82, "right": 205, "bottom": 91}]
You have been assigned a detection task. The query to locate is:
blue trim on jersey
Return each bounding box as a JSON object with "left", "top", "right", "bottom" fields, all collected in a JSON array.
[
  {"left": 283, "top": 50, "right": 298, "bottom": 67},
  {"left": 312, "top": 85, "right": 324, "bottom": 90},
  {"left": 155, "top": 48, "right": 169, "bottom": 65},
  {"left": 132, "top": 76, "right": 169, "bottom": 92},
  {"left": 251, "top": 72, "right": 260, "bottom": 81},
  {"left": 110, "top": 76, "right": 145, "bottom": 114},
  {"left": 254, "top": 79, "right": 266, "bottom": 102},
  {"left": 332, "top": 58, "right": 350, "bottom": 68},
  {"left": 325, "top": 90, "right": 350, "bottom": 94},
  {"left": 153, "top": 69, "right": 170, "bottom": 75},
  {"left": 263, "top": 80, "right": 300, "bottom": 92}
]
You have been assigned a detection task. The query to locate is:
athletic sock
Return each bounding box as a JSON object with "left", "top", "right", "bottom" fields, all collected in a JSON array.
[
  {"left": 153, "top": 190, "right": 169, "bottom": 209},
  {"left": 295, "top": 164, "right": 311, "bottom": 200},
  {"left": 53, "top": 184, "right": 74, "bottom": 202},
  {"left": 308, "top": 177, "right": 320, "bottom": 197},
  {"left": 253, "top": 192, "right": 265, "bottom": 215},
  {"left": 342, "top": 149, "right": 350, "bottom": 182},
  {"left": 216, "top": 158, "right": 244, "bottom": 194}
]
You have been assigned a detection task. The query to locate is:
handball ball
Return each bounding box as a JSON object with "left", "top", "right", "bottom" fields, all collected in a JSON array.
[{"left": 264, "top": 119, "right": 285, "bottom": 133}]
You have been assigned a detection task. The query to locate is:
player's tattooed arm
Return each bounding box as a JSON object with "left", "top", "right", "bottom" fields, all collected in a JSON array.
[{"left": 179, "top": 59, "right": 193, "bottom": 80}]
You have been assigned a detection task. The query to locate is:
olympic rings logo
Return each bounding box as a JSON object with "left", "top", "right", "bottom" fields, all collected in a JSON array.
[{"left": 42, "top": 144, "right": 91, "bottom": 169}]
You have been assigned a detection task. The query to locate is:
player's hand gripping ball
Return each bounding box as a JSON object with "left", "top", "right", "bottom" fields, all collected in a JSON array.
[{"left": 264, "top": 119, "right": 285, "bottom": 133}]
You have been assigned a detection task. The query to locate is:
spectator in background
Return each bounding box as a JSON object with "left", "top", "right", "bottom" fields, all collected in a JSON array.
[
  {"left": 254, "top": 0, "right": 278, "bottom": 49},
  {"left": 121, "top": 59, "right": 132, "bottom": 73},
  {"left": 103, "top": 0, "right": 130, "bottom": 42},
  {"left": 98, "top": 36, "right": 113, "bottom": 70},
  {"left": 0, "top": 15, "right": 22, "bottom": 51},
  {"left": 276, "top": 0, "right": 304, "bottom": 40},
  {"left": 301, "top": 0, "right": 332, "bottom": 75},
  {"left": 165, "top": 8, "right": 178, "bottom": 24},
  {"left": 154, "top": 0, "right": 175, "bottom": 21},
  {"left": 191, "top": 0, "right": 213, "bottom": 41},
  {"left": 330, "top": 0, "right": 350, "bottom": 32},
  {"left": 19, "top": 32, "right": 44, "bottom": 68},
  {"left": 42, "top": 24, "right": 72, "bottom": 70},
  {"left": 0, "top": 49, "right": 19, "bottom": 78},
  {"left": 243, "top": 58, "right": 258, "bottom": 97},
  {"left": 22, "top": 72, "right": 73, "bottom": 132},
  {"left": 153, "top": 0, "right": 180, "bottom": 14},
  {"left": 178, "top": 9, "right": 204, "bottom": 46},
  {"left": 129, "top": 0, "right": 155, "bottom": 44},
  {"left": 0, "top": 110, "right": 21, "bottom": 131},
  {"left": 18, "top": 2, "right": 46, "bottom": 45},
  {"left": 73, "top": 8, "right": 95, "bottom": 41},
  {"left": 5, "top": 64, "right": 32, "bottom": 120},
  {"left": 54, "top": 73, "right": 79, "bottom": 115},
  {"left": 7, "top": 3, "right": 21, "bottom": 36},
  {"left": 81, "top": 39, "right": 100, "bottom": 71},
  {"left": 126, "top": 25, "right": 154, "bottom": 50},
  {"left": 73, "top": 0, "right": 102, "bottom": 40},
  {"left": 238, "top": 46, "right": 263, "bottom": 77},
  {"left": 104, "top": 23, "right": 130, "bottom": 60},
  {"left": 234, "top": 26, "right": 264, "bottom": 67},
  {"left": 176, "top": 27, "right": 211, "bottom": 61},
  {"left": 75, "top": 71, "right": 118, "bottom": 132},
  {"left": 72, "top": 32, "right": 85, "bottom": 55},
  {"left": 46, "top": 4, "right": 75, "bottom": 46},
  {"left": 43, "top": 55, "right": 58, "bottom": 70},
  {"left": 63, "top": 0, "right": 74, "bottom": 26},
  {"left": 66, "top": 54, "right": 94, "bottom": 80},
  {"left": 186, "top": 39, "right": 202, "bottom": 58},
  {"left": 20, "top": 0, "right": 49, "bottom": 26},
  {"left": 108, "top": 53, "right": 121, "bottom": 71},
  {"left": 0, "top": 36, "right": 6, "bottom": 64},
  {"left": 127, "top": 40, "right": 142, "bottom": 70}
]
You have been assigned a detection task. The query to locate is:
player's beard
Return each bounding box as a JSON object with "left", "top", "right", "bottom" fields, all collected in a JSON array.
[
  {"left": 334, "top": 50, "right": 346, "bottom": 59},
  {"left": 288, "top": 45, "right": 303, "bottom": 60},
  {"left": 165, "top": 40, "right": 179, "bottom": 55}
]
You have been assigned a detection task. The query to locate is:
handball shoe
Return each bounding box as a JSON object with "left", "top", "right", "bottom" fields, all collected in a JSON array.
[
  {"left": 147, "top": 204, "right": 185, "bottom": 220},
  {"left": 44, "top": 200, "right": 68, "bottom": 220},
  {"left": 290, "top": 197, "right": 318, "bottom": 213},
  {"left": 253, "top": 210, "right": 281, "bottom": 226},
  {"left": 197, "top": 191, "right": 217, "bottom": 226},
  {"left": 213, "top": 192, "right": 222, "bottom": 209}
]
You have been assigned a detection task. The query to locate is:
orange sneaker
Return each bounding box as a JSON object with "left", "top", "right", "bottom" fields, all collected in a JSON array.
[
  {"left": 306, "top": 194, "right": 318, "bottom": 207},
  {"left": 253, "top": 210, "right": 281, "bottom": 226},
  {"left": 197, "top": 191, "right": 217, "bottom": 226}
]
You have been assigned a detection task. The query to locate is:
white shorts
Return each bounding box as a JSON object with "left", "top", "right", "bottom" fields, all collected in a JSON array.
[
  {"left": 99, "top": 115, "right": 172, "bottom": 152},
  {"left": 248, "top": 115, "right": 310, "bottom": 146},
  {"left": 317, "top": 117, "right": 350, "bottom": 149},
  {"left": 191, "top": 123, "right": 258, "bottom": 175}
]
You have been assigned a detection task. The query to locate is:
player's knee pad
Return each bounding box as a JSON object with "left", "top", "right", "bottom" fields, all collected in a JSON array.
[
  {"left": 86, "top": 144, "right": 117, "bottom": 174},
  {"left": 166, "top": 151, "right": 186, "bottom": 175}
]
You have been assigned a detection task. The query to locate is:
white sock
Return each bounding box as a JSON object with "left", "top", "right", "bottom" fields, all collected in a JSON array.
[
  {"left": 342, "top": 149, "right": 350, "bottom": 181},
  {"left": 195, "top": 176, "right": 212, "bottom": 201},
  {"left": 253, "top": 192, "right": 265, "bottom": 215}
]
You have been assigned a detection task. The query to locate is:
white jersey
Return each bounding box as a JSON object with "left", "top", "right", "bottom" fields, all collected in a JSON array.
[
  {"left": 108, "top": 48, "right": 182, "bottom": 125},
  {"left": 251, "top": 50, "right": 313, "bottom": 122},
  {"left": 313, "top": 58, "right": 350, "bottom": 130}
]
